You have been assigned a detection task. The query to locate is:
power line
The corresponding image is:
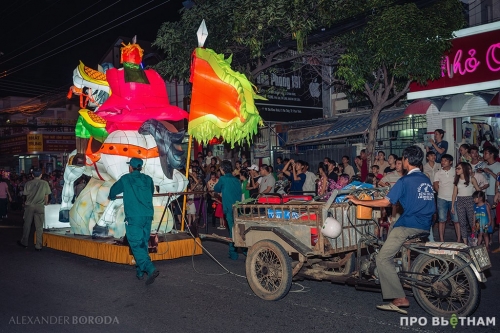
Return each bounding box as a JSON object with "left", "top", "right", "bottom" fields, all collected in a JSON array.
[
  {"left": 1, "top": 2, "right": 171, "bottom": 80},
  {"left": 0, "top": 0, "right": 166, "bottom": 77},
  {"left": 2, "top": 0, "right": 62, "bottom": 36},
  {"left": 0, "top": 0, "right": 117, "bottom": 64},
  {"left": 0, "top": 0, "right": 105, "bottom": 65},
  {"left": 0, "top": 0, "right": 35, "bottom": 18},
  {"left": 0, "top": 79, "right": 60, "bottom": 90},
  {"left": 0, "top": 83, "right": 59, "bottom": 95}
]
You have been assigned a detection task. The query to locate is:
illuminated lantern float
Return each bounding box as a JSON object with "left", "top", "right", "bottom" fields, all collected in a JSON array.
[
  {"left": 60, "top": 40, "right": 189, "bottom": 238},
  {"left": 58, "top": 21, "right": 263, "bottom": 239}
]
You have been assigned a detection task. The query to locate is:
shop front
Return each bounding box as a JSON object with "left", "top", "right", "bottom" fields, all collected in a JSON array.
[
  {"left": 406, "top": 21, "right": 500, "bottom": 160},
  {"left": 0, "top": 132, "right": 76, "bottom": 174}
]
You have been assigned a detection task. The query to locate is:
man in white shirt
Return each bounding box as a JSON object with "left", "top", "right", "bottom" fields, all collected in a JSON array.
[
  {"left": 258, "top": 164, "right": 275, "bottom": 194},
  {"left": 423, "top": 151, "right": 440, "bottom": 183},
  {"left": 342, "top": 156, "right": 355, "bottom": 179},
  {"left": 469, "top": 145, "right": 484, "bottom": 172},
  {"left": 302, "top": 161, "right": 317, "bottom": 194},
  {"left": 477, "top": 146, "right": 500, "bottom": 219},
  {"left": 433, "top": 154, "right": 459, "bottom": 242},
  {"left": 379, "top": 158, "right": 403, "bottom": 188}
]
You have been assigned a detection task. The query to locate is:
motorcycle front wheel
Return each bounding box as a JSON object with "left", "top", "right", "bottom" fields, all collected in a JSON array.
[{"left": 411, "top": 254, "right": 480, "bottom": 317}]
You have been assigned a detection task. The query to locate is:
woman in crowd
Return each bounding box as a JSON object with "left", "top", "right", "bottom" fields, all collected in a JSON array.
[
  {"left": 459, "top": 143, "right": 472, "bottom": 163},
  {"left": 451, "top": 162, "right": 481, "bottom": 244},
  {"left": 188, "top": 169, "right": 206, "bottom": 227},
  {"left": 206, "top": 172, "right": 219, "bottom": 227},
  {"left": 384, "top": 154, "right": 398, "bottom": 175},
  {"left": 0, "top": 178, "right": 12, "bottom": 219},
  {"left": 239, "top": 170, "right": 250, "bottom": 201},
  {"left": 317, "top": 163, "right": 333, "bottom": 199}
]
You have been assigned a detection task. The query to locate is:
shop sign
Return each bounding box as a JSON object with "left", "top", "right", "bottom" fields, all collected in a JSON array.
[
  {"left": 255, "top": 61, "right": 323, "bottom": 121},
  {"left": 0, "top": 135, "right": 27, "bottom": 155},
  {"left": 43, "top": 134, "right": 76, "bottom": 152},
  {"left": 254, "top": 140, "right": 270, "bottom": 158},
  {"left": 409, "top": 27, "right": 500, "bottom": 99},
  {"left": 27, "top": 133, "right": 43, "bottom": 153}
]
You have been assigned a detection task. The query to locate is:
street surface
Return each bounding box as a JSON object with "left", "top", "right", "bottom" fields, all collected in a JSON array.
[{"left": 0, "top": 209, "right": 499, "bottom": 333}]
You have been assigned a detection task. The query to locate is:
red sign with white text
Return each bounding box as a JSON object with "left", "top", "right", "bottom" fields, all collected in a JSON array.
[{"left": 409, "top": 29, "right": 500, "bottom": 93}]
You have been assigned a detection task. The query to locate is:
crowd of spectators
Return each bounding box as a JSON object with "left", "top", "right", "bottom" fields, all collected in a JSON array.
[
  {"left": 0, "top": 169, "right": 90, "bottom": 218},
  {"left": 180, "top": 141, "right": 500, "bottom": 253}
]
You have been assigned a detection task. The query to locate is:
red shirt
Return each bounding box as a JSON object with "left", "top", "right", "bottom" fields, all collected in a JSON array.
[{"left": 361, "top": 159, "right": 368, "bottom": 182}]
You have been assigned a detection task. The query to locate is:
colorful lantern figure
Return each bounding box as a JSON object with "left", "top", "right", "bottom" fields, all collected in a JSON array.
[
  {"left": 188, "top": 21, "right": 264, "bottom": 147},
  {"left": 60, "top": 39, "right": 188, "bottom": 238}
]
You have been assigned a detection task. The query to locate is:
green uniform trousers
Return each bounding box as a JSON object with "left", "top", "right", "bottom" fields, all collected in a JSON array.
[
  {"left": 21, "top": 204, "right": 45, "bottom": 250},
  {"left": 126, "top": 216, "right": 155, "bottom": 277}
]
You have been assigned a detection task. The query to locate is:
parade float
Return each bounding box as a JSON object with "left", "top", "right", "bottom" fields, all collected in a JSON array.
[{"left": 41, "top": 22, "right": 263, "bottom": 264}]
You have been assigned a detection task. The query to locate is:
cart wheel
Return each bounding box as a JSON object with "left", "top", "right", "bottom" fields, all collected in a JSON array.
[{"left": 246, "top": 239, "right": 292, "bottom": 301}]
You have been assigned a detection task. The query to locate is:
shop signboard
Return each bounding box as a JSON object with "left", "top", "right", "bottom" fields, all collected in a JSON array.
[
  {"left": 408, "top": 24, "right": 500, "bottom": 99},
  {"left": 255, "top": 61, "right": 323, "bottom": 121},
  {"left": 27, "top": 132, "right": 43, "bottom": 154},
  {"left": 0, "top": 135, "right": 27, "bottom": 155},
  {"left": 0, "top": 133, "right": 76, "bottom": 156},
  {"left": 43, "top": 134, "right": 76, "bottom": 153}
]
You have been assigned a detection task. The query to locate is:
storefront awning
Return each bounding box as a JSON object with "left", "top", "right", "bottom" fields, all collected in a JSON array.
[
  {"left": 440, "top": 93, "right": 497, "bottom": 112},
  {"left": 404, "top": 98, "right": 447, "bottom": 115},
  {"left": 286, "top": 108, "right": 406, "bottom": 145},
  {"left": 490, "top": 91, "right": 500, "bottom": 106}
]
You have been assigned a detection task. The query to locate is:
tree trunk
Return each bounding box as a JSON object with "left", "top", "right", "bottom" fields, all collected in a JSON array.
[{"left": 366, "top": 106, "right": 383, "bottom": 167}]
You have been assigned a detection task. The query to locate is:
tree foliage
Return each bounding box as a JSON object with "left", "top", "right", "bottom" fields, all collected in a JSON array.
[
  {"left": 335, "top": 0, "right": 464, "bottom": 163},
  {"left": 152, "top": 0, "right": 341, "bottom": 82},
  {"left": 153, "top": 0, "right": 465, "bottom": 163}
]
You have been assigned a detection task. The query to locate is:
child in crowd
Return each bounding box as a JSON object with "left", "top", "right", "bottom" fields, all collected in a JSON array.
[
  {"left": 371, "top": 165, "right": 381, "bottom": 177},
  {"left": 473, "top": 191, "right": 492, "bottom": 251},
  {"left": 186, "top": 194, "right": 196, "bottom": 227}
]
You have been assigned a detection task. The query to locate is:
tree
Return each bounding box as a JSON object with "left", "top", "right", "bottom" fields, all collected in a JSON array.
[
  {"left": 153, "top": 0, "right": 464, "bottom": 163},
  {"left": 152, "top": 0, "right": 343, "bottom": 82},
  {"left": 335, "top": 0, "right": 464, "bottom": 164}
]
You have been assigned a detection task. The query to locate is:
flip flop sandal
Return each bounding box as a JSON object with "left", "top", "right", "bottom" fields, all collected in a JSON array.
[{"left": 376, "top": 303, "right": 408, "bottom": 315}]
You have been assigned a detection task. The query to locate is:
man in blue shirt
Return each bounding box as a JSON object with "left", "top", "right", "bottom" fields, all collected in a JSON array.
[
  {"left": 426, "top": 129, "right": 448, "bottom": 163},
  {"left": 108, "top": 158, "right": 159, "bottom": 285},
  {"left": 214, "top": 160, "right": 242, "bottom": 260},
  {"left": 282, "top": 159, "right": 306, "bottom": 194},
  {"left": 347, "top": 145, "right": 435, "bottom": 314}
]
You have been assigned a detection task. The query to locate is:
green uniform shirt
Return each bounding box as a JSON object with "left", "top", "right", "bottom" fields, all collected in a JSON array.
[
  {"left": 109, "top": 170, "right": 154, "bottom": 218},
  {"left": 213, "top": 173, "right": 242, "bottom": 214},
  {"left": 24, "top": 178, "right": 51, "bottom": 206}
]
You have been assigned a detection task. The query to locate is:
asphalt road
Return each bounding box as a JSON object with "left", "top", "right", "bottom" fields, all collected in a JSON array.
[{"left": 1, "top": 209, "right": 499, "bottom": 333}]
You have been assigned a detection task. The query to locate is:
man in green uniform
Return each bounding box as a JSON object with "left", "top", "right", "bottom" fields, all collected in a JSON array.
[
  {"left": 18, "top": 168, "right": 51, "bottom": 251},
  {"left": 108, "top": 158, "right": 159, "bottom": 285},
  {"left": 214, "top": 160, "right": 242, "bottom": 260}
]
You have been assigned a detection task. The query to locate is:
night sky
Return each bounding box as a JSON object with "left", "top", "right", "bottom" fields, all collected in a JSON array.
[{"left": 0, "top": 0, "right": 183, "bottom": 99}]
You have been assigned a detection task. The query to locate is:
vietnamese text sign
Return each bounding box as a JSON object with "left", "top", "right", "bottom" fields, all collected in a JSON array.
[
  {"left": 409, "top": 27, "right": 500, "bottom": 99},
  {"left": 27, "top": 133, "right": 43, "bottom": 153},
  {"left": 0, "top": 135, "right": 27, "bottom": 155},
  {"left": 255, "top": 62, "right": 323, "bottom": 121}
]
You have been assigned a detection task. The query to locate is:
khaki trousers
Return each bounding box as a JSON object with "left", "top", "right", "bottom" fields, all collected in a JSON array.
[
  {"left": 375, "top": 226, "right": 427, "bottom": 300},
  {"left": 21, "top": 204, "right": 45, "bottom": 249}
]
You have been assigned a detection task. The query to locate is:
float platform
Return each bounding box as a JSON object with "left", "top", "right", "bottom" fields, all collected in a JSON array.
[{"left": 40, "top": 228, "right": 203, "bottom": 265}]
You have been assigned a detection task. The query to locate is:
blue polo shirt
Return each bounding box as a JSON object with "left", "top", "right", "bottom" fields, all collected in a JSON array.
[
  {"left": 287, "top": 173, "right": 306, "bottom": 194},
  {"left": 387, "top": 169, "right": 435, "bottom": 230}
]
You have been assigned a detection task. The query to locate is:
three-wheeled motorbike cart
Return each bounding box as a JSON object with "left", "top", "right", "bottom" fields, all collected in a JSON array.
[{"left": 232, "top": 189, "right": 491, "bottom": 317}]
